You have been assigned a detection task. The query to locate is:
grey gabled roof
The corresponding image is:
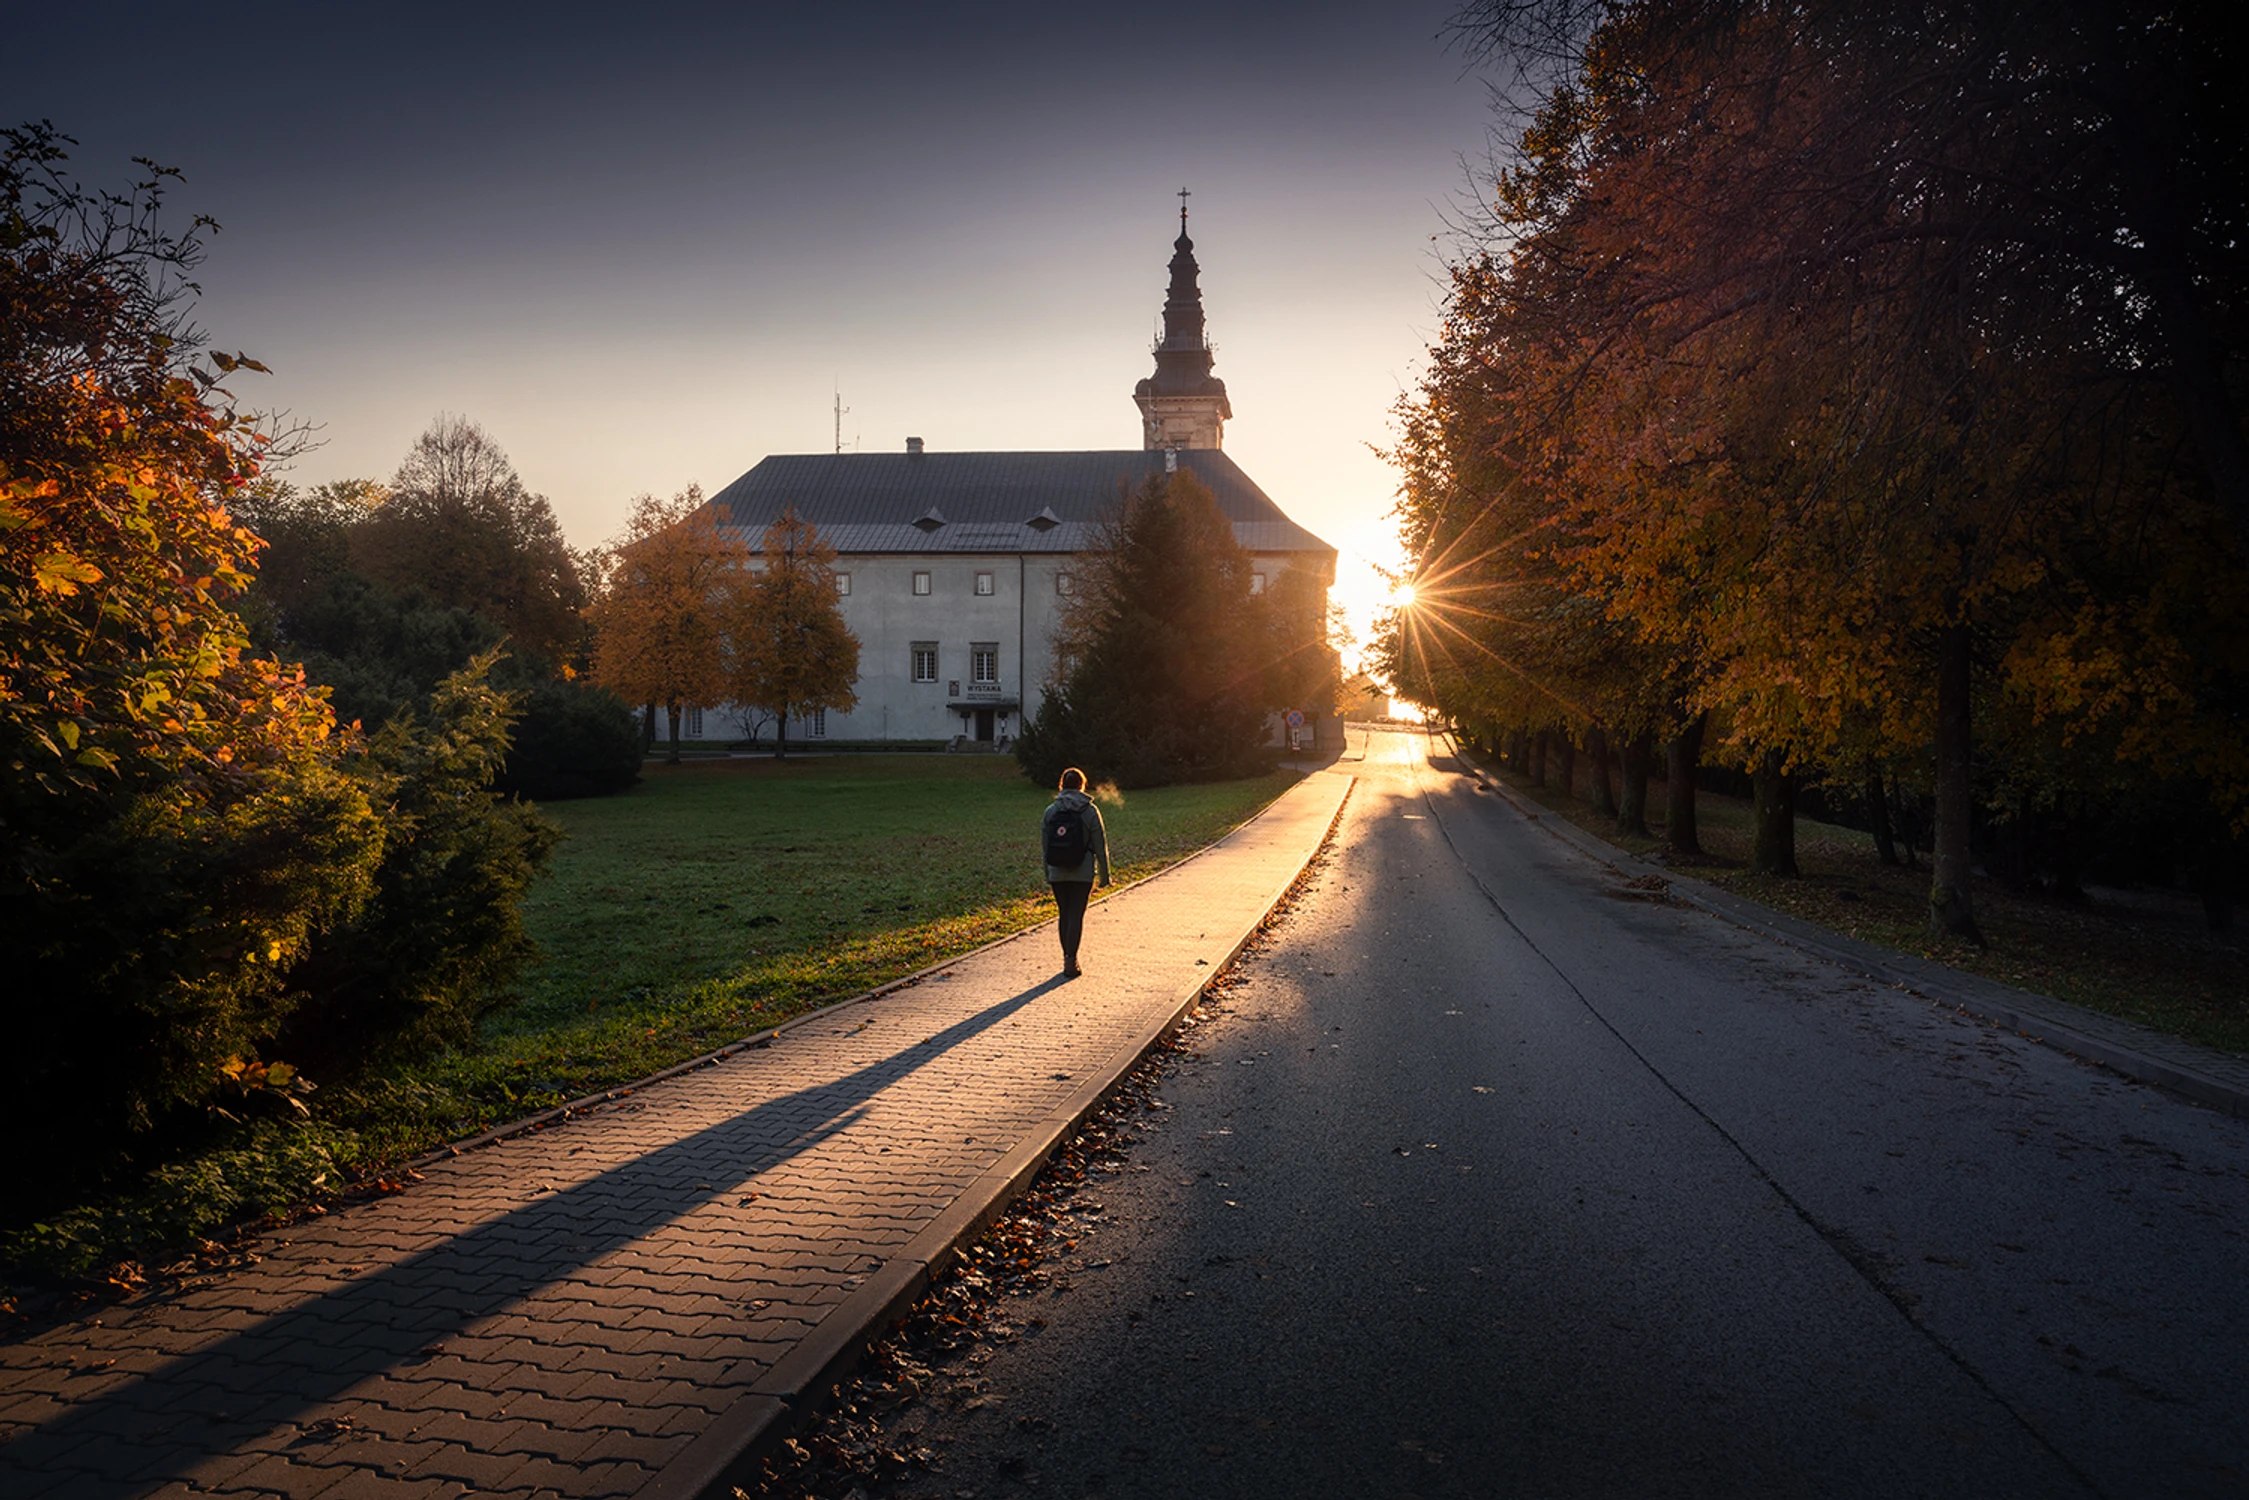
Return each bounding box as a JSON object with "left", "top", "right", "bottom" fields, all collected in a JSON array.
[{"left": 705, "top": 449, "right": 1334, "bottom": 562}]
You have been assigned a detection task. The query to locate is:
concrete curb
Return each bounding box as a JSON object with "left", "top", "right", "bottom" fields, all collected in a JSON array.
[
  {"left": 633, "top": 775, "right": 1356, "bottom": 1500},
  {"left": 1437, "top": 734, "right": 2249, "bottom": 1119}
]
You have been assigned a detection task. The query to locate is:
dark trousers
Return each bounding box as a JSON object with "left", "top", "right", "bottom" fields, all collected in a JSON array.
[{"left": 1051, "top": 880, "right": 1092, "bottom": 965}]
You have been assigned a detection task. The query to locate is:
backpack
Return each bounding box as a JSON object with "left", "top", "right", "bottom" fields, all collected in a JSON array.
[{"left": 1042, "top": 803, "right": 1089, "bottom": 867}]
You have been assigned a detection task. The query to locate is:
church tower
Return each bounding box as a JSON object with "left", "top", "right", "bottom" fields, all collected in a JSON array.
[{"left": 1134, "top": 194, "right": 1232, "bottom": 451}]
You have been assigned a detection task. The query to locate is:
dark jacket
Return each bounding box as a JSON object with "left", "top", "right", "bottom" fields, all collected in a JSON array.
[{"left": 1042, "top": 789, "right": 1112, "bottom": 885}]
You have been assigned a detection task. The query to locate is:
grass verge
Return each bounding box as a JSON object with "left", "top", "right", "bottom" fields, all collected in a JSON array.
[
  {"left": 1466, "top": 748, "right": 2246, "bottom": 1057},
  {"left": 3, "top": 756, "right": 1296, "bottom": 1293}
]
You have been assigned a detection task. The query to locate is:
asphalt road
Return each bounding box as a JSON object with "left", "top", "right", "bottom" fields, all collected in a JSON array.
[{"left": 859, "top": 728, "right": 2248, "bottom": 1499}]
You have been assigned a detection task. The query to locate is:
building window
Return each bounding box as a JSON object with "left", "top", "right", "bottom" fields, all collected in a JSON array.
[
  {"left": 685, "top": 705, "right": 704, "bottom": 738},
  {"left": 975, "top": 571, "right": 994, "bottom": 596},
  {"left": 972, "top": 644, "right": 999, "bottom": 685},
  {"left": 913, "top": 570, "right": 932, "bottom": 595},
  {"left": 808, "top": 708, "right": 826, "bottom": 737},
  {"left": 835, "top": 571, "right": 851, "bottom": 595},
  {"left": 1056, "top": 573, "right": 1074, "bottom": 597},
  {"left": 912, "top": 642, "right": 939, "bottom": 683},
  {"left": 1250, "top": 571, "right": 1268, "bottom": 594}
]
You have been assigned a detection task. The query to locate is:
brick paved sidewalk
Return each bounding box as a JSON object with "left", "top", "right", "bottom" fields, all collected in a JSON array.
[{"left": 0, "top": 773, "right": 1352, "bottom": 1500}]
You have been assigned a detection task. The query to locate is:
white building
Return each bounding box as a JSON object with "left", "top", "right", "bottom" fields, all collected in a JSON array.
[{"left": 690, "top": 214, "right": 1335, "bottom": 746}]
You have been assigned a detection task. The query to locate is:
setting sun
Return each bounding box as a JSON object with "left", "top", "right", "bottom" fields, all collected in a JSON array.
[{"left": 1393, "top": 581, "right": 1418, "bottom": 608}]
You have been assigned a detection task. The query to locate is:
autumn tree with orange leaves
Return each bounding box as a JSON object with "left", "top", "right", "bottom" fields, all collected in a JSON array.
[
  {"left": 3, "top": 126, "right": 562, "bottom": 1241},
  {"left": 1388, "top": 1, "right": 2249, "bottom": 938},
  {"left": 0, "top": 124, "right": 387, "bottom": 1198},
  {"left": 587, "top": 486, "right": 741, "bottom": 762},
  {"left": 721, "top": 506, "right": 859, "bottom": 760}
]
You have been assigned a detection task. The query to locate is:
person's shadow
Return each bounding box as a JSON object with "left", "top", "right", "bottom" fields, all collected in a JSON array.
[{"left": 0, "top": 976, "right": 1072, "bottom": 1494}]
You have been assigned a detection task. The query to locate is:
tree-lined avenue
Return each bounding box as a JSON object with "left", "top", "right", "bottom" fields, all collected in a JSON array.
[{"left": 882, "top": 727, "right": 2246, "bottom": 1498}]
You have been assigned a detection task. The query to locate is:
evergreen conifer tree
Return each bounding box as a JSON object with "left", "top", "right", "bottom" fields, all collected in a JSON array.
[{"left": 1018, "top": 472, "right": 1302, "bottom": 787}]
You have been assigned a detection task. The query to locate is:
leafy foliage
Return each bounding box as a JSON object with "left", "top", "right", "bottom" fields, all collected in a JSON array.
[
  {"left": 233, "top": 475, "right": 640, "bottom": 799},
  {"left": 1, "top": 127, "right": 569, "bottom": 1266},
  {"left": 276, "top": 652, "right": 561, "bottom": 1072},
  {"left": 351, "top": 415, "right": 589, "bottom": 671},
  {"left": 1, "top": 122, "right": 384, "bottom": 1201},
  {"left": 1385, "top": 2, "right": 2249, "bottom": 932},
  {"left": 494, "top": 677, "right": 642, "bottom": 801},
  {"left": 587, "top": 486, "right": 739, "bottom": 761},
  {"left": 721, "top": 505, "right": 860, "bottom": 758},
  {"left": 4, "top": 1119, "right": 356, "bottom": 1283}
]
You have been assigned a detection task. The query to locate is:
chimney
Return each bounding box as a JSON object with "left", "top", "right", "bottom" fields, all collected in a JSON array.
[{"left": 906, "top": 436, "right": 925, "bottom": 455}]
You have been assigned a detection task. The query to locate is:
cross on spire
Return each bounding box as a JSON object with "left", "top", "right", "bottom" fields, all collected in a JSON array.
[{"left": 1177, "top": 185, "right": 1191, "bottom": 232}]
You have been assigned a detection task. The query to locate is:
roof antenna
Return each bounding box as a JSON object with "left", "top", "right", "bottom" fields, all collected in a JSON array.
[{"left": 834, "top": 384, "right": 849, "bottom": 455}]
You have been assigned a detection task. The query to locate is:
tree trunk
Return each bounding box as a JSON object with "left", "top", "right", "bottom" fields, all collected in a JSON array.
[
  {"left": 1505, "top": 727, "right": 1526, "bottom": 774},
  {"left": 1530, "top": 730, "right": 1548, "bottom": 787},
  {"left": 774, "top": 704, "right": 790, "bottom": 760},
  {"left": 643, "top": 701, "right": 658, "bottom": 752},
  {"left": 665, "top": 700, "right": 682, "bottom": 765},
  {"left": 1586, "top": 726, "right": 1618, "bottom": 817},
  {"left": 1927, "top": 621, "right": 1985, "bottom": 944},
  {"left": 1663, "top": 713, "right": 1706, "bottom": 859},
  {"left": 1867, "top": 772, "right": 1898, "bottom": 866},
  {"left": 1752, "top": 748, "right": 1798, "bottom": 876},
  {"left": 1618, "top": 733, "right": 1653, "bottom": 836},
  {"left": 1553, "top": 735, "right": 1576, "bottom": 800},
  {"left": 1896, "top": 774, "right": 1921, "bottom": 871}
]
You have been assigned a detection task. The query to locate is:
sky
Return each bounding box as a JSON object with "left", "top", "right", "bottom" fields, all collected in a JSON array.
[{"left": 11, "top": 1, "right": 1506, "bottom": 670}]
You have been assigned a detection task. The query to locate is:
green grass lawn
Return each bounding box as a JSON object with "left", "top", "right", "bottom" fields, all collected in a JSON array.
[
  {"left": 325, "top": 756, "right": 1298, "bottom": 1163},
  {"left": 1472, "top": 753, "right": 2249, "bottom": 1056},
  {"left": 2, "top": 756, "right": 1296, "bottom": 1288}
]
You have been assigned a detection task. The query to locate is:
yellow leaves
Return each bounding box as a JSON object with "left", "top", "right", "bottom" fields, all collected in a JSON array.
[
  {"left": 216, "top": 1055, "right": 311, "bottom": 1116},
  {"left": 0, "top": 475, "right": 59, "bottom": 532},
  {"left": 32, "top": 550, "right": 104, "bottom": 596}
]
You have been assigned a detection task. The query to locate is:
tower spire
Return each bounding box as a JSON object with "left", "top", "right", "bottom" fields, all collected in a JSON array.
[{"left": 1133, "top": 193, "right": 1231, "bottom": 451}]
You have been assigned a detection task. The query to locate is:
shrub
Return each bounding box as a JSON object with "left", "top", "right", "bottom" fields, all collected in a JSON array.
[
  {"left": 499, "top": 679, "right": 642, "bottom": 800},
  {"left": 277, "top": 653, "right": 563, "bottom": 1071}
]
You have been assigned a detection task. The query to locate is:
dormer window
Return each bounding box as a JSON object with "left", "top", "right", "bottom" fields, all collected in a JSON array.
[
  {"left": 912, "top": 507, "right": 947, "bottom": 532},
  {"left": 1025, "top": 507, "right": 1062, "bottom": 532}
]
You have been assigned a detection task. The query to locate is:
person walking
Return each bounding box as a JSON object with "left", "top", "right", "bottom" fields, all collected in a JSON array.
[{"left": 1041, "top": 767, "right": 1111, "bottom": 978}]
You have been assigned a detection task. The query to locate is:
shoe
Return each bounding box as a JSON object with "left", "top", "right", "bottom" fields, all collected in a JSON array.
[{"left": 1063, "top": 959, "right": 1082, "bottom": 978}]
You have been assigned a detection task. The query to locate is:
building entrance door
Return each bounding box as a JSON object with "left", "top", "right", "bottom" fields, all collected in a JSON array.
[{"left": 974, "top": 708, "right": 996, "bottom": 742}]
